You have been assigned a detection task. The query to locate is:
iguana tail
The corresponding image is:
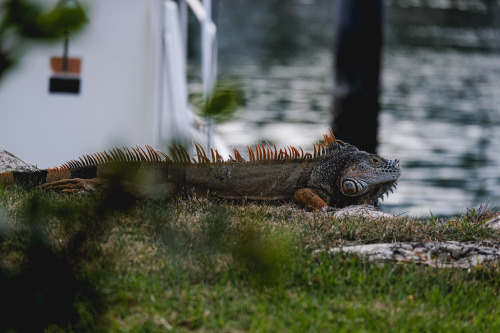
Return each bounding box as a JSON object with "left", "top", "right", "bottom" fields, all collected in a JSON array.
[
  {"left": 0, "top": 169, "right": 74, "bottom": 188},
  {"left": 0, "top": 145, "right": 174, "bottom": 189}
]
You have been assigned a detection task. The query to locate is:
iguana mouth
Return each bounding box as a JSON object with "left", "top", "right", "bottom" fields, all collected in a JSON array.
[{"left": 377, "top": 159, "right": 401, "bottom": 202}]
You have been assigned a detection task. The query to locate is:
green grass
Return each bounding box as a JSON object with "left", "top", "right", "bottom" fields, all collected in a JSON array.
[{"left": 1, "top": 187, "right": 500, "bottom": 332}]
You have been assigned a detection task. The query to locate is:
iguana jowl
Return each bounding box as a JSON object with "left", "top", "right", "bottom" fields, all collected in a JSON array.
[{"left": 0, "top": 131, "right": 401, "bottom": 211}]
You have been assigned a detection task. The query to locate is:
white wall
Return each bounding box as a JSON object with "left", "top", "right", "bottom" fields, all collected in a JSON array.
[{"left": 0, "top": 0, "right": 163, "bottom": 168}]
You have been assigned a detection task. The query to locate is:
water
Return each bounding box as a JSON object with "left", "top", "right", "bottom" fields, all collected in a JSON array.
[{"left": 188, "top": 0, "right": 500, "bottom": 217}]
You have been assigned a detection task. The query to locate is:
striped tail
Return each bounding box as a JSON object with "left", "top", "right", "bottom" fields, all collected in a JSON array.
[
  {"left": 0, "top": 169, "right": 73, "bottom": 188},
  {"left": 0, "top": 172, "right": 15, "bottom": 187}
]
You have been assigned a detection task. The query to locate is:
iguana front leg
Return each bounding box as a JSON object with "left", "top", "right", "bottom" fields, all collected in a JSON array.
[{"left": 292, "top": 188, "right": 329, "bottom": 212}]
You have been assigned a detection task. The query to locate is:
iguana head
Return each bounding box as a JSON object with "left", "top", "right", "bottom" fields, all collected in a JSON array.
[{"left": 308, "top": 141, "right": 402, "bottom": 208}]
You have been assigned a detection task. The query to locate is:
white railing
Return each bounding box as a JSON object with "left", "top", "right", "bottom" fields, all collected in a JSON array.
[{"left": 157, "top": 0, "right": 218, "bottom": 151}]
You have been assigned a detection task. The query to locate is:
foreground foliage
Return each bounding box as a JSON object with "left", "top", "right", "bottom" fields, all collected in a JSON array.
[{"left": 0, "top": 186, "right": 499, "bottom": 332}]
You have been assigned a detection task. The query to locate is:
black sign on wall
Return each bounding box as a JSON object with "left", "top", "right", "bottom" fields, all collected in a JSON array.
[{"left": 49, "top": 33, "right": 82, "bottom": 94}]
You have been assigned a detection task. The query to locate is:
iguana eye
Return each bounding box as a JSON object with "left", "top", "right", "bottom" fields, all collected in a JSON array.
[
  {"left": 369, "top": 157, "right": 382, "bottom": 165},
  {"left": 342, "top": 180, "right": 357, "bottom": 195}
]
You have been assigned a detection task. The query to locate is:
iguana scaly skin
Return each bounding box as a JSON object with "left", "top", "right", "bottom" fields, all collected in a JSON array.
[{"left": 0, "top": 131, "right": 401, "bottom": 211}]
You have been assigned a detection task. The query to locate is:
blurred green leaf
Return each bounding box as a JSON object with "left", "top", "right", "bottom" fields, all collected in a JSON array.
[
  {"left": 34, "top": 6, "right": 87, "bottom": 38},
  {"left": 0, "top": 0, "right": 87, "bottom": 80},
  {"left": 16, "top": 0, "right": 88, "bottom": 39},
  {"left": 199, "top": 78, "right": 246, "bottom": 123},
  {"left": 0, "top": 185, "right": 7, "bottom": 206}
]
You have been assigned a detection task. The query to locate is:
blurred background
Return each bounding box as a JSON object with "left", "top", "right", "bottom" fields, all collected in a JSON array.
[{"left": 187, "top": 0, "right": 500, "bottom": 217}]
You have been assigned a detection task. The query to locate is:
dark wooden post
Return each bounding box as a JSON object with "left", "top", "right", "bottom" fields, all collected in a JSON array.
[{"left": 330, "top": 0, "right": 383, "bottom": 154}]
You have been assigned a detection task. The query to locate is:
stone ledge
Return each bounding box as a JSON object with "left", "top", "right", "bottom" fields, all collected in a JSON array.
[
  {"left": 320, "top": 241, "right": 500, "bottom": 269},
  {"left": 0, "top": 150, "right": 39, "bottom": 173},
  {"left": 485, "top": 214, "right": 500, "bottom": 230}
]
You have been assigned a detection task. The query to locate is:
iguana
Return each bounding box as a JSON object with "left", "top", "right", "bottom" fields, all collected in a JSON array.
[{"left": 0, "top": 130, "right": 401, "bottom": 211}]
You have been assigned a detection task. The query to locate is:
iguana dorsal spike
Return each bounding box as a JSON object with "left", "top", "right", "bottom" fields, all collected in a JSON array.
[
  {"left": 101, "top": 150, "right": 110, "bottom": 163},
  {"left": 195, "top": 144, "right": 203, "bottom": 163},
  {"left": 145, "top": 145, "right": 156, "bottom": 161},
  {"left": 329, "top": 128, "right": 336, "bottom": 142},
  {"left": 265, "top": 143, "right": 272, "bottom": 160},
  {"left": 145, "top": 146, "right": 152, "bottom": 161},
  {"left": 318, "top": 142, "right": 325, "bottom": 155},
  {"left": 124, "top": 147, "right": 135, "bottom": 162},
  {"left": 101, "top": 151, "right": 111, "bottom": 163},
  {"left": 259, "top": 144, "right": 265, "bottom": 160},
  {"left": 210, "top": 148, "right": 216, "bottom": 163},
  {"left": 136, "top": 146, "right": 148, "bottom": 161},
  {"left": 109, "top": 148, "right": 119, "bottom": 161},
  {"left": 247, "top": 146, "right": 255, "bottom": 162},
  {"left": 324, "top": 129, "right": 336, "bottom": 149},
  {"left": 215, "top": 150, "right": 223, "bottom": 163},
  {"left": 158, "top": 150, "right": 171, "bottom": 162},
  {"left": 176, "top": 146, "right": 183, "bottom": 163},
  {"left": 117, "top": 148, "right": 127, "bottom": 161},
  {"left": 95, "top": 152, "right": 104, "bottom": 164},
  {"left": 153, "top": 146, "right": 161, "bottom": 161},
  {"left": 202, "top": 145, "right": 209, "bottom": 159},
  {"left": 194, "top": 143, "right": 209, "bottom": 163},
  {"left": 114, "top": 148, "right": 123, "bottom": 161},
  {"left": 131, "top": 147, "right": 141, "bottom": 161},
  {"left": 168, "top": 147, "right": 178, "bottom": 163},
  {"left": 174, "top": 146, "right": 182, "bottom": 163},
  {"left": 181, "top": 146, "right": 190, "bottom": 163},
  {"left": 233, "top": 148, "right": 244, "bottom": 162},
  {"left": 176, "top": 146, "right": 185, "bottom": 163},
  {"left": 170, "top": 146, "right": 178, "bottom": 163},
  {"left": 281, "top": 148, "right": 288, "bottom": 159}
]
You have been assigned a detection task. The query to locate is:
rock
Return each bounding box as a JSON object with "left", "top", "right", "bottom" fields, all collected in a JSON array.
[
  {"left": 332, "top": 205, "right": 395, "bottom": 219},
  {"left": 485, "top": 213, "right": 500, "bottom": 230},
  {"left": 321, "top": 241, "right": 500, "bottom": 269},
  {"left": 0, "top": 150, "right": 39, "bottom": 173}
]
